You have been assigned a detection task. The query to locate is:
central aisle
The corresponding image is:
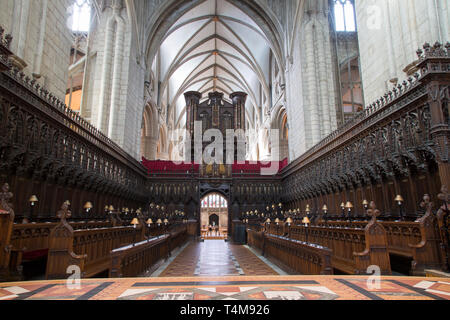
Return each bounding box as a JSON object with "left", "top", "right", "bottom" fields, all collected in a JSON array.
[{"left": 157, "top": 240, "right": 280, "bottom": 277}]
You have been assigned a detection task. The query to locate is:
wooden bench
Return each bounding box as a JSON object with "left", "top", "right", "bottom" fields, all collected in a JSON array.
[
  {"left": 247, "top": 229, "right": 333, "bottom": 275},
  {"left": 264, "top": 202, "right": 391, "bottom": 275},
  {"left": 45, "top": 204, "right": 143, "bottom": 279},
  {"left": 10, "top": 221, "right": 112, "bottom": 262},
  {"left": 110, "top": 225, "right": 189, "bottom": 278},
  {"left": 313, "top": 196, "right": 446, "bottom": 275},
  {"left": 110, "top": 235, "right": 170, "bottom": 278}
]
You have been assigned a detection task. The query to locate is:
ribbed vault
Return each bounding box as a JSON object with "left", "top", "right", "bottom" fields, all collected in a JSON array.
[{"left": 151, "top": 0, "right": 282, "bottom": 132}]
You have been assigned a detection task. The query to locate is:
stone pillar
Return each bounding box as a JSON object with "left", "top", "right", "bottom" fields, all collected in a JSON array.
[{"left": 141, "top": 136, "right": 158, "bottom": 160}]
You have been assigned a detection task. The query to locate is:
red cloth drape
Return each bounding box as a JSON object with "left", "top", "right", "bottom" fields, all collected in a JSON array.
[{"left": 142, "top": 157, "right": 288, "bottom": 174}]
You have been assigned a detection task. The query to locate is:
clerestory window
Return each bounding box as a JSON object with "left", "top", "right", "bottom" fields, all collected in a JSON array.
[
  {"left": 70, "top": 0, "right": 92, "bottom": 33},
  {"left": 334, "top": 0, "right": 356, "bottom": 32}
]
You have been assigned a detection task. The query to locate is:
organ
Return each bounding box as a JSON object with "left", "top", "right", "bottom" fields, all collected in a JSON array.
[{"left": 184, "top": 91, "right": 247, "bottom": 177}]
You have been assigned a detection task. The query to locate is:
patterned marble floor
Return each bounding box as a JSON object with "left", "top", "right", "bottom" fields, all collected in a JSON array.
[
  {"left": 159, "top": 240, "right": 279, "bottom": 277},
  {"left": 0, "top": 276, "right": 449, "bottom": 300}
]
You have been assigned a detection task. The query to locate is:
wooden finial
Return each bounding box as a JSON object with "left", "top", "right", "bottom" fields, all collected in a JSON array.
[
  {"left": 0, "top": 183, "right": 13, "bottom": 212},
  {"left": 420, "top": 194, "right": 433, "bottom": 211},
  {"left": 438, "top": 185, "right": 449, "bottom": 212},
  {"left": 366, "top": 201, "right": 380, "bottom": 221},
  {"left": 56, "top": 202, "right": 72, "bottom": 221}
]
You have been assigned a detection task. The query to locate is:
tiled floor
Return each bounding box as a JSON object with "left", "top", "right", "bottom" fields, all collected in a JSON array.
[
  {"left": 1, "top": 276, "right": 449, "bottom": 300},
  {"left": 1, "top": 240, "right": 449, "bottom": 300},
  {"left": 159, "top": 240, "right": 279, "bottom": 277}
]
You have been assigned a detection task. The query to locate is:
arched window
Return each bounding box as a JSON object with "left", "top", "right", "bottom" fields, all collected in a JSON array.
[
  {"left": 201, "top": 193, "right": 228, "bottom": 209},
  {"left": 340, "top": 57, "right": 364, "bottom": 122},
  {"left": 66, "top": 1, "right": 92, "bottom": 113},
  {"left": 334, "top": 0, "right": 356, "bottom": 32},
  {"left": 71, "top": 0, "right": 92, "bottom": 33}
]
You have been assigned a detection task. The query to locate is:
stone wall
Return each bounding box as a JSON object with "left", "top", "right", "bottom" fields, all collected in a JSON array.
[
  {"left": 285, "top": 0, "right": 338, "bottom": 161},
  {"left": 0, "top": 0, "right": 73, "bottom": 100},
  {"left": 355, "top": 0, "right": 449, "bottom": 105},
  {"left": 83, "top": 0, "right": 146, "bottom": 159}
]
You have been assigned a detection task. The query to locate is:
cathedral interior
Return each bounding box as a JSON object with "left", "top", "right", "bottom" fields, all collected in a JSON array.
[{"left": 0, "top": 0, "right": 449, "bottom": 305}]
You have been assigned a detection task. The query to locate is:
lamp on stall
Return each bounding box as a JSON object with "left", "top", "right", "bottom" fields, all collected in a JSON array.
[
  {"left": 363, "top": 200, "right": 369, "bottom": 211},
  {"left": 340, "top": 202, "right": 346, "bottom": 220},
  {"left": 30, "top": 195, "right": 38, "bottom": 206},
  {"left": 131, "top": 218, "right": 139, "bottom": 245},
  {"left": 322, "top": 205, "right": 328, "bottom": 222},
  {"left": 131, "top": 218, "right": 139, "bottom": 229},
  {"left": 156, "top": 218, "right": 162, "bottom": 227},
  {"left": 286, "top": 217, "right": 293, "bottom": 227},
  {"left": 109, "top": 205, "right": 114, "bottom": 214},
  {"left": 302, "top": 216, "right": 310, "bottom": 227},
  {"left": 146, "top": 218, "right": 153, "bottom": 227},
  {"left": 394, "top": 195, "right": 405, "bottom": 221},
  {"left": 303, "top": 215, "right": 311, "bottom": 242},
  {"left": 163, "top": 218, "right": 169, "bottom": 225},
  {"left": 84, "top": 202, "right": 93, "bottom": 219},
  {"left": 25, "top": 195, "right": 39, "bottom": 223},
  {"left": 345, "top": 201, "right": 354, "bottom": 222}
]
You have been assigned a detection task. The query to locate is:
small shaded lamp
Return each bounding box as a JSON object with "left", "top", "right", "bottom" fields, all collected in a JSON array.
[
  {"left": 302, "top": 216, "right": 310, "bottom": 227},
  {"left": 30, "top": 195, "right": 38, "bottom": 206},
  {"left": 27, "top": 195, "right": 39, "bottom": 222},
  {"left": 286, "top": 217, "right": 293, "bottom": 227},
  {"left": 163, "top": 218, "right": 169, "bottom": 225},
  {"left": 394, "top": 195, "right": 405, "bottom": 221},
  {"left": 124, "top": 207, "right": 129, "bottom": 216},
  {"left": 305, "top": 204, "right": 310, "bottom": 215},
  {"left": 322, "top": 205, "right": 328, "bottom": 222},
  {"left": 345, "top": 201, "right": 354, "bottom": 221},
  {"left": 157, "top": 218, "right": 162, "bottom": 226},
  {"left": 362, "top": 200, "right": 369, "bottom": 211},
  {"left": 265, "top": 218, "right": 271, "bottom": 224},
  {"left": 340, "top": 202, "right": 346, "bottom": 219},
  {"left": 275, "top": 218, "right": 280, "bottom": 225},
  {"left": 131, "top": 218, "right": 139, "bottom": 229},
  {"left": 146, "top": 218, "right": 153, "bottom": 227},
  {"left": 303, "top": 216, "right": 311, "bottom": 242},
  {"left": 84, "top": 202, "right": 93, "bottom": 215},
  {"left": 109, "top": 205, "right": 114, "bottom": 214}
]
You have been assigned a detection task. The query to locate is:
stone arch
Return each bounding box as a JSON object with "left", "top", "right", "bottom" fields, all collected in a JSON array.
[
  {"left": 271, "top": 105, "right": 289, "bottom": 162},
  {"left": 141, "top": 102, "right": 159, "bottom": 160},
  {"left": 200, "top": 191, "right": 229, "bottom": 237}
]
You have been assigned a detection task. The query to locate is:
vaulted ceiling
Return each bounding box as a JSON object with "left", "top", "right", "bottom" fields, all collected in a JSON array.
[{"left": 155, "top": 0, "right": 276, "bottom": 131}]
